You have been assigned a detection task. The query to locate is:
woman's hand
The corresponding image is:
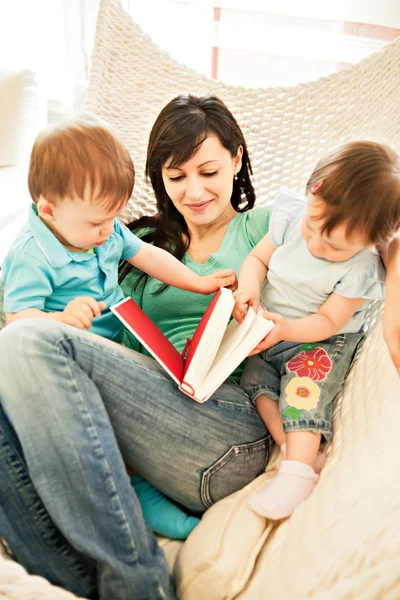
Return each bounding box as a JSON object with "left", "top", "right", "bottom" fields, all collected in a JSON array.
[
  {"left": 248, "top": 310, "right": 287, "bottom": 355},
  {"left": 232, "top": 286, "right": 260, "bottom": 323},
  {"left": 198, "top": 270, "right": 237, "bottom": 294}
]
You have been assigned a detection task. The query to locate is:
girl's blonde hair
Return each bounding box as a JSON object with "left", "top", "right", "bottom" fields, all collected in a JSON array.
[
  {"left": 306, "top": 141, "right": 400, "bottom": 246},
  {"left": 28, "top": 116, "right": 135, "bottom": 210}
]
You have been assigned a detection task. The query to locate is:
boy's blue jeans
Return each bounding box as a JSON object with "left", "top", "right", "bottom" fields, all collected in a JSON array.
[
  {"left": 0, "top": 319, "right": 270, "bottom": 599},
  {"left": 241, "top": 333, "right": 364, "bottom": 440}
]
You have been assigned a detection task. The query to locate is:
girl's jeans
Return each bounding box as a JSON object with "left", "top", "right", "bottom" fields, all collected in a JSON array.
[
  {"left": 0, "top": 319, "right": 270, "bottom": 600},
  {"left": 241, "top": 333, "right": 364, "bottom": 440}
]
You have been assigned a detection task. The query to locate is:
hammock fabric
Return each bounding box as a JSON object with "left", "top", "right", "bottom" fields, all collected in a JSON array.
[{"left": 1, "top": 2, "right": 400, "bottom": 598}]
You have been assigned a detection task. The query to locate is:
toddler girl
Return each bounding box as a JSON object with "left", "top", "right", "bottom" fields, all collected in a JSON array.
[{"left": 234, "top": 141, "right": 400, "bottom": 519}]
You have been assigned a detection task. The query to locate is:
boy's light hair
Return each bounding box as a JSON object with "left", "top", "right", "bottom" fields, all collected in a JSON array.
[
  {"left": 306, "top": 141, "right": 400, "bottom": 246},
  {"left": 28, "top": 115, "right": 135, "bottom": 210}
]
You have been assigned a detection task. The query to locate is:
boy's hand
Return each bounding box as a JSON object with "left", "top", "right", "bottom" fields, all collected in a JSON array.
[
  {"left": 233, "top": 286, "right": 260, "bottom": 323},
  {"left": 197, "top": 270, "right": 237, "bottom": 294},
  {"left": 60, "top": 297, "right": 106, "bottom": 329},
  {"left": 248, "top": 310, "right": 286, "bottom": 355}
]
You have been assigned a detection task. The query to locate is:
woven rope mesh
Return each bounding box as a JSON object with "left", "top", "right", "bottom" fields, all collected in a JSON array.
[{"left": 86, "top": 0, "right": 400, "bottom": 225}]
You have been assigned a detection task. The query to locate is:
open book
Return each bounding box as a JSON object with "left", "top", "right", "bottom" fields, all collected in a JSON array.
[{"left": 111, "top": 288, "right": 274, "bottom": 403}]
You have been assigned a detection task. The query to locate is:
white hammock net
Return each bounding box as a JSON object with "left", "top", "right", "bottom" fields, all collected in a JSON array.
[
  {"left": 2, "top": 2, "right": 400, "bottom": 599},
  {"left": 86, "top": 1, "right": 400, "bottom": 222}
]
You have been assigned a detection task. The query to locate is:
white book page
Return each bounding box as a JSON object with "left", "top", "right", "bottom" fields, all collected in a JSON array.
[
  {"left": 212, "top": 307, "right": 257, "bottom": 363},
  {"left": 195, "top": 312, "right": 274, "bottom": 401},
  {"left": 182, "top": 290, "right": 235, "bottom": 390}
]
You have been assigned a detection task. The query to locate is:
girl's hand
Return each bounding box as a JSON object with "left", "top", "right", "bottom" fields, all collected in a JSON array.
[
  {"left": 383, "top": 292, "right": 400, "bottom": 375},
  {"left": 233, "top": 287, "right": 260, "bottom": 323},
  {"left": 248, "top": 310, "right": 286, "bottom": 355},
  {"left": 198, "top": 270, "right": 237, "bottom": 294}
]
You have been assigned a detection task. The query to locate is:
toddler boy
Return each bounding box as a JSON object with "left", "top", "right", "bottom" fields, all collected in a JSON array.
[
  {"left": 3, "top": 116, "right": 235, "bottom": 540},
  {"left": 3, "top": 116, "right": 235, "bottom": 340}
]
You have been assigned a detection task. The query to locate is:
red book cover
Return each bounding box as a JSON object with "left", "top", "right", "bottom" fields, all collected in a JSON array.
[
  {"left": 182, "top": 289, "right": 222, "bottom": 378},
  {"left": 111, "top": 298, "right": 184, "bottom": 384}
]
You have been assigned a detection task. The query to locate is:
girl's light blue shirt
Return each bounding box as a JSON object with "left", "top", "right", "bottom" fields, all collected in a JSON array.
[{"left": 260, "top": 188, "right": 386, "bottom": 334}]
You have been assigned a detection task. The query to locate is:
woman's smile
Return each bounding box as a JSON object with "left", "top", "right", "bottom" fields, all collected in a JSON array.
[{"left": 185, "top": 199, "right": 213, "bottom": 212}]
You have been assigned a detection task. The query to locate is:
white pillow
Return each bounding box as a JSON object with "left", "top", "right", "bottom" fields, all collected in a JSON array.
[
  {"left": 0, "top": 69, "right": 47, "bottom": 167},
  {"left": 174, "top": 447, "right": 282, "bottom": 600}
]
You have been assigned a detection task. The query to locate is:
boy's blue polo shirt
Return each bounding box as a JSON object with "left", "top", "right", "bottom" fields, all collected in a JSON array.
[{"left": 3, "top": 204, "right": 143, "bottom": 342}]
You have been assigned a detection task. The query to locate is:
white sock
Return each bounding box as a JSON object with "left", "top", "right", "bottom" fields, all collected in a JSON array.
[
  {"left": 248, "top": 459, "right": 318, "bottom": 520},
  {"left": 281, "top": 442, "right": 326, "bottom": 475}
]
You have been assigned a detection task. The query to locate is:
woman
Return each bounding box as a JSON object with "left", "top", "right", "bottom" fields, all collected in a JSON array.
[
  {"left": 0, "top": 95, "right": 272, "bottom": 600},
  {"left": 0, "top": 94, "right": 399, "bottom": 600}
]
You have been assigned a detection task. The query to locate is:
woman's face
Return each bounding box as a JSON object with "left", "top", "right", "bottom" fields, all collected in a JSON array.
[{"left": 161, "top": 134, "right": 243, "bottom": 227}]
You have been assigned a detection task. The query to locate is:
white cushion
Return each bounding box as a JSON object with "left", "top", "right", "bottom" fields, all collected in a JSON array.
[
  {"left": 0, "top": 164, "right": 31, "bottom": 264},
  {"left": 0, "top": 69, "right": 47, "bottom": 167},
  {"left": 174, "top": 447, "right": 281, "bottom": 600},
  {"left": 0, "top": 542, "right": 83, "bottom": 599}
]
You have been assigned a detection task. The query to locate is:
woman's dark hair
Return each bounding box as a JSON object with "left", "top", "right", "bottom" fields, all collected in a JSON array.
[{"left": 119, "top": 94, "right": 255, "bottom": 287}]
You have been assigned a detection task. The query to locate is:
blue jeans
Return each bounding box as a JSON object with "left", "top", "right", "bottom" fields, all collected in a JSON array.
[
  {"left": 241, "top": 334, "right": 364, "bottom": 440},
  {"left": 0, "top": 406, "right": 97, "bottom": 598},
  {"left": 0, "top": 319, "right": 270, "bottom": 599}
]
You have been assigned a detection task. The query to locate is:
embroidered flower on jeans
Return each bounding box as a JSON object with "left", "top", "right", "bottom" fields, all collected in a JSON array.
[
  {"left": 285, "top": 376, "right": 320, "bottom": 411},
  {"left": 287, "top": 347, "right": 332, "bottom": 381}
]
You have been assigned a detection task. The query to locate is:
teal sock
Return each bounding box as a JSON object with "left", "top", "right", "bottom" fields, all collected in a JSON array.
[{"left": 131, "top": 475, "right": 200, "bottom": 540}]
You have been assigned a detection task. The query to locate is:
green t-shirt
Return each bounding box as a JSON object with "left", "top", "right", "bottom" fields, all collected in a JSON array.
[{"left": 120, "top": 206, "right": 272, "bottom": 382}]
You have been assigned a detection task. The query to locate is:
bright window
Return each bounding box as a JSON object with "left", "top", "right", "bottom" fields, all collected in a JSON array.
[
  {"left": 0, "top": 0, "right": 398, "bottom": 118},
  {"left": 127, "top": 0, "right": 400, "bottom": 86}
]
